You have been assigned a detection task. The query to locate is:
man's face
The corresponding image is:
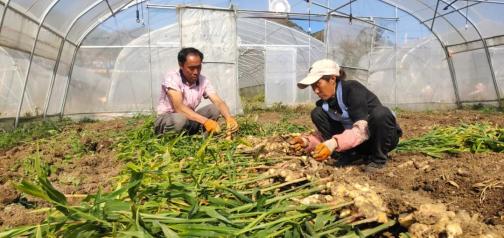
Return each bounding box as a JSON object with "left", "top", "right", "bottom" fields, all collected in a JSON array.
[
  {"left": 180, "top": 54, "right": 202, "bottom": 84},
  {"left": 311, "top": 76, "right": 336, "bottom": 101}
]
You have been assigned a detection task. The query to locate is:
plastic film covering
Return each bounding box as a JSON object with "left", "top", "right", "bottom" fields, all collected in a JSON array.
[
  {"left": 45, "top": 0, "right": 100, "bottom": 35},
  {"left": 489, "top": 46, "right": 504, "bottom": 100},
  {"left": 9, "top": 0, "right": 54, "bottom": 21},
  {"left": 0, "top": 48, "right": 26, "bottom": 117},
  {"left": 266, "top": 19, "right": 322, "bottom": 103},
  {"left": 0, "top": 3, "right": 3, "bottom": 18},
  {"left": 326, "top": 16, "right": 374, "bottom": 76},
  {"left": 367, "top": 19, "right": 396, "bottom": 106},
  {"left": 238, "top": 47, "right": 264, "bottom": 90},
  {"left": 82, "top": 2, "right": 148, "bottom": 47},
  {"left": 237, "top": 17, "right": 323, "bottom": 104},
  {"left": 395, "top": 37, "right": 455, "bottom": 107},
  {"left": 237, "top": 18, "right": 266, "bottom": 45},
  {"left": 0, "top": 8, "right": 37, "bottom": 53},
  {"left": 236, "top": 18, "right": 267, "bottom": 97},
  {"left": 452, "top": 1, "right": 504, "bottom": 39},
  {"left": 148, "top": 8, "right": 180, "bottom": 108},
  {"left": 107, "top": 48, "right": 151, "bottom": 111},
  {"left": 66, "top": 0, "right": 130, "bottom": 44},
  {"left": 431, "top": 11, "right": 480, "bottom": 45},
  {"left": 486, "top": 36, "right": 504, "bottom": 48},
  {"left": 96, "top": 4, "right": 168, "bottom": 112},
  {"left": 150, "top": 47, "right": 180, "bottom": 108},
  {"left": 46, "top": 43, "right": 75, "bottom": 115},
  {"left": 65, "top": 48, "right": 124, "bottom": 114},
  {"left": 384, "top": 0, "right": 480, "bottom": 46},
  {"left": 84, "top": 7, "right": 179, "bottom": 112},
  {"left": 295, "top": 27, "right": 325, "bottom": 104},
  {"left": 73, "top": 7, "right": 179, "bottom": 115},
  {"left": 447, "top": 40, "right": 484, "bottom": 54},
  {"left": 265, "top": 47, "right": 296, "bottom": 106},
  {"left": 179, "top": 7, "right": 241, "bottom": 114},
  {"left": 19, "top": 28, "right": 62, "bottom": 117},
  {"left": 180, "top": 8, "right": 235, "bottom": 63},
  {"left": 149, "top": 0, "right": 229, "bottom": 8},
  {"left": 452, "top": 49, "right": 497, "bottom": 102},
  {"left": 384, "top": 0, "right": 433, "bottom": 20},
  {"left": 424, "top": 17, "right": 467, "bottom": 45},
  {"left": 368, "top": 13, "right": 455, "bottom": 110}
]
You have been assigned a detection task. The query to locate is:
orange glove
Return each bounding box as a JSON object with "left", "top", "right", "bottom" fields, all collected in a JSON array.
[
  {"left": 203, "top": 119, "right": 221, "bottom": 133},
  {"left": 226, "top": 117, "right": 239, "bottom": 133},
  {"left": 312, "top": 138, "right": 338, "bottom": 161},
  {"left": 288, "top": 136, "right": 308, "bottom": 155}
]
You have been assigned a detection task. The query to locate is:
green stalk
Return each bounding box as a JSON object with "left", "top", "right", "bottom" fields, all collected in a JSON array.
[
  {"left": 230, "top": 173, "right": 277, "bottom": 187},
  {"left": 314, "top": 226, "right": 344, "bottom": 237},
  {"left": 235, "top": 205, "right": 309, "bottom": 235},
  {"left": 312, "top": 201, "right": 354, "bottom": 213},
  {"left": 238, "top": 213, "right": 309, "bottom": 233},
  {"left": 339, "top": 220, "right": 396, "bottom": 238},
  {"left": 277, "top": 181, "right": 313, "bottom": 195},
  {"left": 228, "top": 186, "right": 324, "bottom": 213},
  {"left": 266, "top": 225, "right": 292, "bottom": 238},
  {"left": 260, "top": 177, "right": 308, "bottom": 193}
]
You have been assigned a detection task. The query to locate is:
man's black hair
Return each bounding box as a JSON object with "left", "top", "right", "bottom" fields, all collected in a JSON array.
[{"left": 178, "top": 47, "right": 204, "bottom": 65}]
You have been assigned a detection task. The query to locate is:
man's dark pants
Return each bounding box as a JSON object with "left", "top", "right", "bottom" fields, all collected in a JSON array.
[{"left": 311, "top": 105, "right": 402, "bottom": 164}]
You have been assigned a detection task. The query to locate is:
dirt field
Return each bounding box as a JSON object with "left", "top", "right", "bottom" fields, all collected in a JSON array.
[{"left": 0, "top": 109, "right": 503, "bottom": 236}]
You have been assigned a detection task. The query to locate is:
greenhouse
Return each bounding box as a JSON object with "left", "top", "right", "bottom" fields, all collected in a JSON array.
[
  {"left": 0, "top": 0, "right": 503, "bottom": 237},
  {"left": 0, "top": 0, "right": 502, "bottom": 125}
]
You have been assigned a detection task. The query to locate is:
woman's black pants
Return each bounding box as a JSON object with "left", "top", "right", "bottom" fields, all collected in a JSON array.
[{"left": 310, "top": 105, "right": 402, "bottom": 164}]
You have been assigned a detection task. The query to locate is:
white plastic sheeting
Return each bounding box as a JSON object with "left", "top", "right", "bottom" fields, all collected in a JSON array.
[
  {"left": 179, "top": 8, "right": 241, "bottom": 115},
  {"left": 326, "top": 16, "right": 374, "bottom": 102},
  {"left": 0, "top": 48, "right": 25, "bottom": 117},
  {"left": 67, "top": 7, "right": 243, "bottom": 115},
  {"left": 1, "top": 0, "right": 504, "bottom": 122},
  {"left": 489, "top": 46, "right": 504, "bottom": 99},
  {"left": 238, "top": 17, "right": 323, "bottom": 104},
  {"left": 46, "top": 43, "right": 76, "bottom": 115},
  {"left": 265, "top": 47, "right": 296, "bottom": 106},
  {"left": 368, "top": 15, "right": 456, "bottom": 110},
  {"left": 452, "top": 49, "right": 497, "bottom": 102}
]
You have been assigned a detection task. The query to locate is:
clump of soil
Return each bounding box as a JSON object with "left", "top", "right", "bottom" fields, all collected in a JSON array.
[
  {"left": 0, "top": 204, "right": 46, "bottom": 228},
  {"left": 0, "top": 118, "right": 133, "bottom": 230}
]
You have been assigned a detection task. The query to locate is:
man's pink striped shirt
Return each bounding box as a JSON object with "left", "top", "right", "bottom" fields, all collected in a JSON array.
[{"left": 157, "top": 70, "right": 216, "bottom": 115}]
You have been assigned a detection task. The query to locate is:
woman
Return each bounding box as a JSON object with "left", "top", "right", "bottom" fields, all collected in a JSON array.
[{"left": 290, "top": 59, "right": 402, "bottom": 168}]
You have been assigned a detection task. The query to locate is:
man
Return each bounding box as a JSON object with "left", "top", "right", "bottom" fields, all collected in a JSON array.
[
  {"left": 155, "top": 47, "right": 238, "bottom": 135},
  {"left": 290, "top": 59, "right": 402, "bottom": 168}
]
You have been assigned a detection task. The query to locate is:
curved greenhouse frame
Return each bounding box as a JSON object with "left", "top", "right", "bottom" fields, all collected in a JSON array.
[{"left": 0, "top": 0, "right": 503, "bottom": 127}]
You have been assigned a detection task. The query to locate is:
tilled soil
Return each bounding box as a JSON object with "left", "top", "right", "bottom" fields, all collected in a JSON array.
[
  {"left": 334, "top": 152, "right": 504, "bottom": 236},
  {"left": 0, "top": 109, "right": 503, "bottom": 236},
  {"left": 0, "top": 118, "right": 131, "bottom": 229}
]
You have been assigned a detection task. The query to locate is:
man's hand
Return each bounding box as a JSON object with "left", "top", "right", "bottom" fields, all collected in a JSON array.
[
  {"left": 288, "top": 136, "right": 308, "bottom": 155},
  {"left": 312, "top": 138, "right": 338, "bottom": 161},
  {"left": 226, "top": 117, "right": 239, "bottom": 133},
  {"left": 203, "top": 119, "right": 221, "bottom": 133}
]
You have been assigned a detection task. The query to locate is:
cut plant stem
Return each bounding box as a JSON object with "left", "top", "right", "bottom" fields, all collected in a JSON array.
[
  {"left": 339, "top": 220, "right": 396, "bottom": 238},
  {"left": 260, "top": 177, "right": 308, "bottom": 193},
  {"left": 228, "top": 186, "right": 325, "bottom": 213}
]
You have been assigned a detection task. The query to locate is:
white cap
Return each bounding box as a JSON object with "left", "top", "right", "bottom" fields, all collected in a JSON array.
[{"left": 297, "top": 59, "right": 340, "bottom": 89}]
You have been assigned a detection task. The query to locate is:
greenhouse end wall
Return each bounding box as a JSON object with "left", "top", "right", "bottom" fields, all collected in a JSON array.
[{"left": 1, "top": 0, "right": 504, "bottom": 126}]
